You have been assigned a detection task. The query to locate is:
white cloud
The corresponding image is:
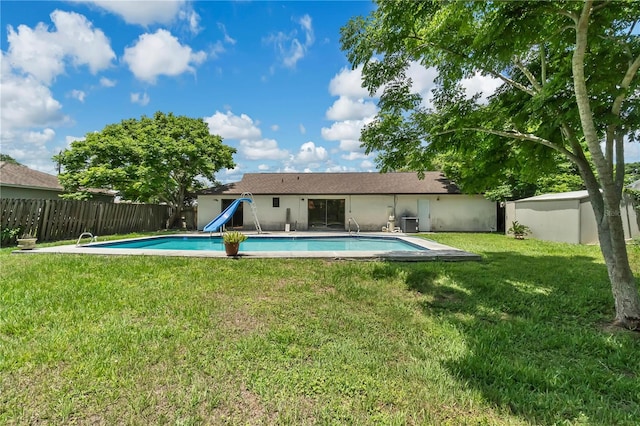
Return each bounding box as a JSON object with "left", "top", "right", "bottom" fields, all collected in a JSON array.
[
  {"left": 299, "top": 124, "right": 306, "bottom": 134},
  {"left": 323, "top": 62, "right": 433, "bottom": 169},
  {"left": 325, "top": 165, "right": 350, "bottom": 172},
  {"left": 0, "top": 51, "right": 68, "bottom": 173},
  {"left": 461, "top": 71, "right": 503, "bottom": 104},
  {"left": 342, "top": 151, "right": 369, "bottom": 161},
  {"left": 5, "top": 10, "right": 115, "bottom": 84},
  {"left": 279, "top": 165, "right": 299, "bottom": 173},
  {"left": 328, "top": 66, "right": 370, "bottom": 99},
  {"left": 293, "top": 141, "right": 328, "bottom": 164},
  {"left": 131, "top": 92, "right": 150, "bottom": 106},
  {"left": 338, "top": 140, "right": 365, "bottom": 152},
  {"left": 204, "top": 110, "right": 288, "bottom": 161},
  {"left": 264, "top": 14, "right": 314, "bottom": 69},
  {"left": 65, "top": 135, "right": 85, "bottom": 146},
  {"left": 70, "top": 89, "right": 86, "bottom": 102},
  {"left": 271, "top": 124, "right": 279, "bottom": 131},
  {"left": 324, "top": 66, "right": 379, "bottom": 164},
  {"left": 360, "top": 160, "right": 375, "bottom": 169},
  {"left": 123, "top": 29, "right": 207, "bottom": 84},
  {"left": 240, "top": 138, "right": 289, "bottom": 160},
  {"left": 205, "top": 111, "right": 262, "bottom": 140},
  {"left": 258, "top": 164, "right": 270, "bottom": 171},
  {"left": 326, "top": 96, "right": 377, "bottom": 121},
  {"left": 218, "top": 23, "right": 236, "bottom": 45},
  {"left": 208, "top": 41, "right": 226, "bottom": 60},
  {"left": 99, "top": 77, "right": 116, "bottom": 87},
  {"left": 0, "top": 55, "right": 66, "bottom": 132},
  {"left": 23, "top": 128, "right": 56, "bottom": 145},
  {"left": 321, "top": 119, "right": 370, "bottom": 142},
  {"left": 407, "top": 62, "right": 438, "bottom": 98},
  {"left": 179, "top": 8, "right": 201, "bottom": 34},
  {"left": 78, "top": 0, "right": 186, "bottom": 26}
]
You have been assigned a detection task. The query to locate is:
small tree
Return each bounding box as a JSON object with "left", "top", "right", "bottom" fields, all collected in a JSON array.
[{"left": 55, "top": 111, "right": 236, "bottom": 228}]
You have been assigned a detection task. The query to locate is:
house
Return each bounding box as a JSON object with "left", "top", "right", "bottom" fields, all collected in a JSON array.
[
  {"left": 0, "top": 161, "right": 65, "bottom": 200},
  {"left": 505, "top": 190, "right": 639, "bottom": 244},
  {"left": 198, "top": 172, "right": 497, "bottom": 232},
  {"left": 0, "top": 161, "right": 115, "bottom": 202}
]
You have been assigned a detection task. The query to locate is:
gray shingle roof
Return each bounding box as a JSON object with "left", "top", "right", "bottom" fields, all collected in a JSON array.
[
  {"left": 0, "top": 161, "right": 63, "bottom": 191},
  {"left": 201, "top": 172, "right": 461, "bottom": 195}
]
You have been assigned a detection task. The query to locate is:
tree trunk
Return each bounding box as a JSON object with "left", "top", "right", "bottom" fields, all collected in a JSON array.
[
  {"left": 593, "top": 190, "right": 640, "bottom": 330},
  {"left": 164, "top": 184, "right": 187, "bottom": 229},
  {"left": 573, "top": 1, "right": 640, "bottom": 330},
  {"left": 165, "top": 206, "right": 183, "bottom": 229}
]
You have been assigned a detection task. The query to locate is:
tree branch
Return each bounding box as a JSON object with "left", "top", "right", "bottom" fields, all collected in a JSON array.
[
  {"left": 431, "top": 127, "right": 580, "bottom": 163},
  {"left": 411, "top": 39, "right": 538, "bottom": 97},
  {"left": 612, "top": 54, "right": 640, "bottom": 117},
  {"left": 541, "top": 45, "right": 547, "bottom": 83},
  {"left": 514, "top": 59, "right": 542, "bottom": 93},
  {"left": 627, "top": 19, "right": 638, "bottom": 38},
  {"left": 545, "top": 6, "right": 578, "bottom": 24},
  {"left": 591, "top": 0, "right": 612, "bottom": 12}
]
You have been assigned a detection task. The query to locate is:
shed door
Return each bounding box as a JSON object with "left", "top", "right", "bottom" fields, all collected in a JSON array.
[{"left": 418, "top": 199, "right": 431, "bottom": 232}]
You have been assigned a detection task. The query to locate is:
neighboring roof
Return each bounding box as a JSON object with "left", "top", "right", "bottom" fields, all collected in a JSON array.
[
  {"left": 0, "top": 161, "right": 63, "bottom": 191},
  {"left": 200, "top": 172, "right": 461, "bottom": 195},
  {"left": 0, "top": 161, "right": 116, "bottom": 197},
  {"left": 516, "top": 190, "right": 590, "bottom": 202},
  {"left": 629, "top": 179, "right": 640, "bottom": 190}
]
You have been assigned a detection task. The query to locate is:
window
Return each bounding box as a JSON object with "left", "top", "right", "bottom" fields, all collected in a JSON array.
[{"left": 272, "top": 197, "right": 280, "bottom": 208}]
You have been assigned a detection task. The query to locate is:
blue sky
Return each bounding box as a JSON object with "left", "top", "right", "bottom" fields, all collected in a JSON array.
[
  {"left": 1, "top": 0, "right": 389, "bottom": 182},
  {"left": 5, "top": 2, "right": 636, "bottom": 184}
]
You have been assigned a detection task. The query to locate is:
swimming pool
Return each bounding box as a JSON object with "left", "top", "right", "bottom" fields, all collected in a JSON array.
[
  {"left": 25, "top": 232, "right": 481, "bottom": 261},
  {"left": 90, "top": 235, "right": 424, "bottom": 252}
]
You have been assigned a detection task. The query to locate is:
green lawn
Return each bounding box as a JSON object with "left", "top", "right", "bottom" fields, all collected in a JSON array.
[{"left": 1, "top": 233, "right": 639, "bottom": 424}]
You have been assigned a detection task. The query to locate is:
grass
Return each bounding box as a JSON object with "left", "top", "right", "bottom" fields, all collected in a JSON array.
[{"left": 1, "top": 233, "right": 639, "bottom": 424}]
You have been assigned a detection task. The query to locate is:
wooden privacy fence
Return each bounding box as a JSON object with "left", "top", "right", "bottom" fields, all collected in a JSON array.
[{"left": 1, "top": 198, "right": 174, "bottom": 242}]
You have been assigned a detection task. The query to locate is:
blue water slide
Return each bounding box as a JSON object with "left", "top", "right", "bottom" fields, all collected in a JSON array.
[{"left": 203, "top": 197, "right": 252, "bottom": 232}]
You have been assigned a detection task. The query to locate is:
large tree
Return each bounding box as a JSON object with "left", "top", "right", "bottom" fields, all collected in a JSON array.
[
  {"left": 342, "top": 1, "right": 640, "bottom": 329},
  {"left": 55, "top": 112, "right": 235, "bottom": 228}
]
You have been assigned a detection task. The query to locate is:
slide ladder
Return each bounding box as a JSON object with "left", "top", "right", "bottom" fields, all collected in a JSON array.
[{"left": 242, "top": 192, "right": 262, "bottom": 233}]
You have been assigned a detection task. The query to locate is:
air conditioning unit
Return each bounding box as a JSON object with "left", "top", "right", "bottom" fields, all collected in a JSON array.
[{"left": 401, "top": 217, "right": 419, "bottom": 233}]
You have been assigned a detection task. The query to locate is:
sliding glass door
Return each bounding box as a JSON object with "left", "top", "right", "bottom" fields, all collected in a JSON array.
[{"left": 308, "top": 199, "right": 345, "bottom": 229}]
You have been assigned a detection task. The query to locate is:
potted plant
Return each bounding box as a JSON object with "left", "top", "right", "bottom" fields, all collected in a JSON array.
[
  {"left": 507, "top": 221, "right": 531, "bottom": 240},
  {"left": 222, "top": 230, "right": 247, "bottom": 256},
  {"left": 17, "top": 229, "right": 38, "bottom": 250}
]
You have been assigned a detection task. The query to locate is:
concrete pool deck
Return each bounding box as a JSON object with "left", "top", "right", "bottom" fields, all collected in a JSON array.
[{"left": 14, "top": 232, "right": 481, "bottom": 262}]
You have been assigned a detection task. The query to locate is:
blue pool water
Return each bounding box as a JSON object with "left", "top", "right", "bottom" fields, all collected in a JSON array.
[{"left": 89, "top": 235, "right": 426, "bottom": 252}]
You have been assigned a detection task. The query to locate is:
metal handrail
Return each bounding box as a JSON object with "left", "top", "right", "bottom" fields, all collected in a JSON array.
[
  {"left": 348, "top": 217, "right": 360, "bottom": 235},
  {"left": 76, "top": 232, "right": 97, "bottom": 246}
]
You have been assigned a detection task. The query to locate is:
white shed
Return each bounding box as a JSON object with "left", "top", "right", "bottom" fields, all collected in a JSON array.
[{"left": 505, "top": 190, "right": 639, "bottom": 244}]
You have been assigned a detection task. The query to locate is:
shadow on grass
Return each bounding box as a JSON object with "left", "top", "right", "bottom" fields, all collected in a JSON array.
[{"left": 372, "top": 251, "right": 640, "bottom": 425}]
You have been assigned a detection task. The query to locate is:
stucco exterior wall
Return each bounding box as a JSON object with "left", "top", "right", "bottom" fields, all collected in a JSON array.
[
  {"left": 512, "top": 199, "right": 580, "bottom": 243},
  {"left": 1, "top": 186, "right": 62, "bottom": 200},
  {"left": 348, "top": 195, "right": 395, "bottom": 231},
  {"left": 621, "top": 195, "right": 640, "bottom": 241},
  {"left": 428, "top": 195, "right": 497, "bottom": 232},
  {"left": 198, "top": 193, "right": 496, "bottom": 232},
  {"left": 579, "top": 201, "right": 598, "bottom": 244}
]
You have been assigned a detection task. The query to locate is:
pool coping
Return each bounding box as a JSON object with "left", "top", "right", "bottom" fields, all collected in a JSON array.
[{"left": 13, "top": 232, "right": 481, "bottom": 262}]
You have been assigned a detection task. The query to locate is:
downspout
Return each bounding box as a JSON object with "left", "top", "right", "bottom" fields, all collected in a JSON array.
[{"left": 394, "top": 194, "right": 397, "bottom": 217}]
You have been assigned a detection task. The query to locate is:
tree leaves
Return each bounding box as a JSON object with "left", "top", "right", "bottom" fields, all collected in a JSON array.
[{"left": 54, "top": 112, "right": 235, "bottom": 225}]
